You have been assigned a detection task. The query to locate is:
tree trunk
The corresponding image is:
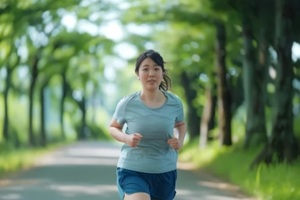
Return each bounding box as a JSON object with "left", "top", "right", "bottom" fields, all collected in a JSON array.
[
  {"left": 81, "top": 96, "right": 87, "bottom": 139},
  {"left": 2, "top": 53, "right": 20, "bottom": 143},
  {"left": 60, "top": 69, "right": 68, "bottom": 140},
  {"left": 76, "top": 96, "right": 87, "bottom": 140},
  {"left": 215, "top": 22, "right": 232, "bottom": 146},
  {"left": 251, "top": 0, "right": 299, "bottom": 168},
  {"left": 270, "top": 0, "right": 299, "bottom": 162},
  {"left": 199, "top": 85, "right": 217, "bottom": 148},
  {"left": 242, "top": 17, "right": 268, "bottom": 149},
  {"left": 2, "top": 67, "right": 11, "bottom": 142},
  {"left": 28, "top": 51, "right": 40, "bottom": 146},
  {"left": 180, "top": 71, "right": 201, "bottom": 141},
  {"left": 40, "top": 82, "right": 47, "bottom": 147}
]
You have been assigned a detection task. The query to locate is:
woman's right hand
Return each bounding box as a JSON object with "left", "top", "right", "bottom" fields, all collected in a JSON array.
[{"left": 125, "top": 133, "right": 143, "bottom": 147}]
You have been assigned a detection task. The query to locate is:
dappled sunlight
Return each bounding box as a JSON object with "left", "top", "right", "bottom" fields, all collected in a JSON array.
[
  {"left": 37, "top": 141, "right": 120, "bottom": 166},
  {"left": 0, "top": 193, "right": 21, "bottom": 200},
  {"left": 66, "top": 147, "right": 120, "bottom": 158},
  {"left": 176, "top": 188, "right": 251, "bottom": 200},
  {"left": 198, "top": 180, "right": 240, "bottom": 192},
  {"left": 39, "top": 156, "right": 118, "bottom": 166},
  {"left": 176, "top": 188, "right": 202, "bottom": 200},
  {"left": 0, "top": 179, "right": 41, "bottom": 188},
  {"left": 49, "top": 184, "right": 117, "bottom": 196},
  {"left": 0, "top": 181, "right": 118, "bottom": 200},
  {"left": 0, "top": 142, "right": 121, "bottom": 199},
  {"left": 177, "top": 161, "right": 198, "bottom": 170},
  {"left": 0, "top": 142, "right": 257, "bottom": 200},
  {"left": 176, "top": 166, "right": 256, "bottom": 200}
]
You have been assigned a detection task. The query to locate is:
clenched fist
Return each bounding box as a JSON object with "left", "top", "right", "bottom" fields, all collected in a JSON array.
[
  {"left": 125, "top": 133, "right": 143, "bottom": 147},
  {"left": 168, "top": 137, "right": 182, "bottom": 150}
]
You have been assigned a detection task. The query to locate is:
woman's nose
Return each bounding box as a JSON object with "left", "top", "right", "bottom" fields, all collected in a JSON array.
[{"left": 149, "top": 69, "right": 155, "bottom": 76}]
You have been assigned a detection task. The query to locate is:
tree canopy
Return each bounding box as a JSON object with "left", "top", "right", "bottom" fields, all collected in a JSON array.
[{"left": 0, "top": 0, "right": 300, "bottom": 167}]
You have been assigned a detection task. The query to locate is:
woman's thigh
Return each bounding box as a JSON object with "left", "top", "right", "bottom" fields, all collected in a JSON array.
[
  {"left": 124, "top": 192, "right": 150, "bottom": 200},
  {"left": 117, "top": 168, "right": 150, "bottom": 199}
]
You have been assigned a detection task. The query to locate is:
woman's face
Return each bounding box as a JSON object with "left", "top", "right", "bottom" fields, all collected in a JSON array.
[{"left": 137, "top": 57, "right": 163, "bottom": 91}]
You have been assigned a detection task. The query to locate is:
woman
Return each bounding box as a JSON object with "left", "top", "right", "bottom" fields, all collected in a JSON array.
[{"left": 109, "top": 49, "right": 186, "bottom": 200}]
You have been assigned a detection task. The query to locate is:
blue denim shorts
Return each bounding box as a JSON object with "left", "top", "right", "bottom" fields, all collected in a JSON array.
[{"left": 116, "top": 167, "right": 177, "bottom": 200}]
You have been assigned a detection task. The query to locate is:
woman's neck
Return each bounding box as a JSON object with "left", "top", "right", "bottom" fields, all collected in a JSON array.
[
  {"left": 141, "top": 89, "right": 159, "bottom": 99},
  {"left": 140, "top": 90, "right": 166, "bottom": 107}
]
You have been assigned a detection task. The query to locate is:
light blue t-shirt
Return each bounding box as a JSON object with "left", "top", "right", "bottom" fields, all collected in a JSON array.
[{"left": 113, "top": 91, "right": 184, "bottom": 173}]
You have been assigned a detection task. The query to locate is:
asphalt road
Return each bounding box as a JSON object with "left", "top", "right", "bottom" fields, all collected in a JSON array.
[{"left": 0, "top": 141, "right": 255, "bottom": 200}]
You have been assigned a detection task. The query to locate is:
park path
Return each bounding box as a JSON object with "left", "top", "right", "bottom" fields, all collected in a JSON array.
[{"left": 0, "top": 141, "right": 255, "bottom": 200}]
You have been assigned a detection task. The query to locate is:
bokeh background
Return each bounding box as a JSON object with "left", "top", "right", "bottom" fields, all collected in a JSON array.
[{"left": 1, "top": 1, "right": 300, "bottom": 199}]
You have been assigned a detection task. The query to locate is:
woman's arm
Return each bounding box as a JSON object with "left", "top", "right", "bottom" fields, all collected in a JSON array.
[
  {"left": 109, "top": 119, "right": 126, "bottom": 143},
  {"left": 175, "top": 121, "right": 186, "bottom": 147},
  {"left": 109, "top": 119, "right": 142, "bottom": 147},
  {"left": 168, "top": 122, "right": 187, "bottom": 150}
]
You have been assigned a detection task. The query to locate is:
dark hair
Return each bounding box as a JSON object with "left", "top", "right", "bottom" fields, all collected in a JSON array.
[{"left": 135, "top": 49, "right": 171, "bottom": 91}]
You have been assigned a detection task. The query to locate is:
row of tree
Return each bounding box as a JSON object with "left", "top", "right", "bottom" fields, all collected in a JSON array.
[
  {"left": 0, "top": 0, "right": 117, "bottom": 147},
  {"left": 120, "top": 0, "right": 300, "bottom": 166},
  {"left": 1, "top": 0, "right": 299, "bottom": 167}
]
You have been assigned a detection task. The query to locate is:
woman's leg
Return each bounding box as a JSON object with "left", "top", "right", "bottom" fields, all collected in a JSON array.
[{"left": 124, "top": 192, "right": 150, "bottom": 200}]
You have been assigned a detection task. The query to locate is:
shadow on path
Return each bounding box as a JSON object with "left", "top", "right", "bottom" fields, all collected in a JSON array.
[{"left": 0, "top": 141, "right": 255, "bottom": 200}]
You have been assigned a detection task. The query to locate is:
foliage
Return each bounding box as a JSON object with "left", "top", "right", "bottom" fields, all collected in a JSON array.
[
  {"left": 180, "top": 140, "right": 300, "bottom": 200},
  {"left": 122, "top": 0, "right": 300, "bottom": 162},
  {"left": 180, "top": 107, "right": 300, "bottom": 200},
  {"left": 0, "top": 142, "right": 66, "bottom": 177},
  {"left": 293, "top": 114, "right": 300, "bottom": 138},
  {"left": 1, "top": 0, "right": 300, "bottom": 173},
  {"left": 0, "top": 0, "right": 119, "bottom": 147}
]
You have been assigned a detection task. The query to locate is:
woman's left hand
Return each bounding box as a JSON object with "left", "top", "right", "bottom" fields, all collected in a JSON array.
[{"left": 168, "top": 138, "right": 182, "bottom": 150}]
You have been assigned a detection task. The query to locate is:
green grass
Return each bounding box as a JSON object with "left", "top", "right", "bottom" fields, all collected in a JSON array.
[
  {"left": 180, "top": 140, "right": 300, "bottom": 200},
  {"left": 0, "top": 143, "right": 66, "bottom": 177},
  {"left": 0, "top": 149, "right": 38, "bottom": 176}
]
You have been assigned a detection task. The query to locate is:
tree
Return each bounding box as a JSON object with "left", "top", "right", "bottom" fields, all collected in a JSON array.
[
  {"left": 251, "top": 0, "right": 299, "bottom": 167},
  {"left": 180, "top": 71, "right": 201, "bottom": 140},
  {"left": 0, "top": 1, "right": 26, "bottom": 144},
  {"left": 237, "top": 0, "right": 270, "bottom": 148},
  {"left": 199, "top": 83, "right": 217, "bottom": 147},
  {"left": 120, "top": 0, "right": 236, "bottom": 144},
  {"left": 215, "top": 21, "right": 232, "bottom": 146},
  {"left": 0, "top": 0, "right": 116, "bottom": 146}
]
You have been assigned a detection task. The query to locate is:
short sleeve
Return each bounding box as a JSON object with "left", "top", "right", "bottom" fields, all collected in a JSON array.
[
  {"left": 112, "top": 98, "right": 127, "bottom": 126},
  {"left": 176, "top": 99, "right": 184, "bottom": 123}
]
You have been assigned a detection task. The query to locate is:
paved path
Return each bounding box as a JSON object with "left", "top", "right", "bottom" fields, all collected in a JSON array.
[{"left": 0, "top": 141, "right": 255, "bottom": 200}]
